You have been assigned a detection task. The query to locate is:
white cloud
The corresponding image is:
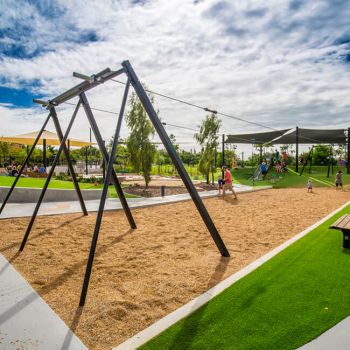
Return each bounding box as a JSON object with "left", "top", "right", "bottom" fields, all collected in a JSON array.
[{"left": 1, "top": 0, "right": 350, "bottom": 153}]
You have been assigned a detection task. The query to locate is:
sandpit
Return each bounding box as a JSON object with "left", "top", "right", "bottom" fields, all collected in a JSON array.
[{"left": 0, "top": 188, "right": 349, "bottom": 349}]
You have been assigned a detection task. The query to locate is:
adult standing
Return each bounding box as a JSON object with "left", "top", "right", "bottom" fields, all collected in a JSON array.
[
  {"left": 274, "top": 149, "right": 279, "bottom": 162},
  {"left": 222, "top": 166, "right": 237, "bottom": 199},
  {"left": 335, "top": 170, "right": 343, "bottom": 191}
]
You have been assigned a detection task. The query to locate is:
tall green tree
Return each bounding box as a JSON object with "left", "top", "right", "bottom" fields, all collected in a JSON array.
[
  {"left": 169, "top": 133, "right": 179, "bottom": 152},
  {"left": 312, "top": 145, "right": 332, "bottom": 165},
  {"left": 0, "top": 141, "right": 10, "bottom": 165},
  {"left": 194, "top": 113, "right": 221, "bottom": 184},
  {"left": 216, "top": 149, "right": 237, "bottom": 168},
  {"left": 126, "top": 92, "right": 156, "bottom": 187}
]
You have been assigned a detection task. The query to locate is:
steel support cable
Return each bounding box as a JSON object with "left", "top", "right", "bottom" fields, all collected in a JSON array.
[
  {"left": 59, "top": 79, "right": 341, "bottom": 146},
  {"left": 63, "top": 101, "right": 118, "bottom": 116},
  {"left": 110, "top": 79, "right": 335, "bottom": 145},
  {"left": 111, "top": 79, "right": 277, "bottom": 131}
]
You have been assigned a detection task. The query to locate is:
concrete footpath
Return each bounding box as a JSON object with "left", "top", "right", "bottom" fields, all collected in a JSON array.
[
  {"left": 298, "top": 317, "right": 350, "bottom": 350},
  {"left": 0, "top": 253, "right": 87, "bottom": 349},
  {"left": 0, "top": 184, "right": 270, "bottom": 219}
]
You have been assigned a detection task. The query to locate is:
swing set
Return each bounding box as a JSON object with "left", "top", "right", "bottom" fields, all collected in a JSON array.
[
  {"left": 299, "top": 144, "right": 338, "bottom": 177},
  {"left": 0, "top": 61, "right": 230, "bottom": 306}
]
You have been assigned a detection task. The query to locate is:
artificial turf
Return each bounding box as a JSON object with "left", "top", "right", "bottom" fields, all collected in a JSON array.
[
  {"left": 0, "top": 176, "right": 95, "bottom": 189},
  {"left": 232, "top": 165, "right": 349, "bottom": 189},
  {"left": 140, "top": 204, "right": 350, "bottom": 350},
  {"left": 0, "top": 176, "right": 138, "bottom": 198}
]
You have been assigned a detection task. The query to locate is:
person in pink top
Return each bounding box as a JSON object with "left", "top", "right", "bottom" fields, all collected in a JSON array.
[{"left": 222, "top": 166, "right": 237, "bottom": 199}]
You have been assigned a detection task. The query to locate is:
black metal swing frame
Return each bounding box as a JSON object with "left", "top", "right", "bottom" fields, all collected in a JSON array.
[
  {"left": 0, "top": 60, "right": 230, "bottom": 306},
  {"left": 299, "top": 144, "right": 337, "bottom": 178}
]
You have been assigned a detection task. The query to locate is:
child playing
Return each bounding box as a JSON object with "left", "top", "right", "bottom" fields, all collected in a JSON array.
[
  {"left": 217, "top": 176, "right": 224, "bottom": 195},
  {"left": 307, "top": 179, "right": 313, "bottom": 193},
  {"left": 335, "top": 170, "right": 343, "bottom": 190},
  {"left": 222, "top": 166, "right": 238, "bottom": 199}
]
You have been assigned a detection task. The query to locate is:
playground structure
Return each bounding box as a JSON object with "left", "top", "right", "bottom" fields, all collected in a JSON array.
[
  {"left": 0, "top": 61, "right": 230, "bottom": 306},
  {"left": 225, "top": 127, "right": 350, "bottom": 181},
  {"left": 251, "top": 163, "right": 271, "bottom": 181}
]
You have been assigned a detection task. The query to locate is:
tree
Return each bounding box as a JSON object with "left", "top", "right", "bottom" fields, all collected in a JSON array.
[
  {"left": 216, "top": 149, "right": 237, "bottom": 168},
  {"left": 180, "top": 149, "right": 201, "bottom": 165},
  {"left": 312, "top": 145, "right": 332, "bottom": 165},
  {"left": 0, "top": 141, "right": 10, "bottom": 166},
  {"left": 169, "top": 133, "right": 179, "bottom": 152},
  {"left": 194, "top": 113, "right": 221, "bottom": 184},
  {"left": 126, "top": 92, "right": 156, "bottom": 187},
  {"left": 107, "top": 137, "right": 130, "bottom": 164},
  {"left": 246, "top": 153, "right": 260, "bottom": 167}
]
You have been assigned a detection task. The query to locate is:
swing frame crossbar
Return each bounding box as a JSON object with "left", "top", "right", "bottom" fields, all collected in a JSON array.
[{"left": 2, "top": 60, "right": 230, "bottom": 306}]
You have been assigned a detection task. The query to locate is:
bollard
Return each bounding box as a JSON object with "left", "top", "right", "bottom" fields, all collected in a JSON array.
[{"left": 161, "top": 185, "right": 166, "bottom": 197}]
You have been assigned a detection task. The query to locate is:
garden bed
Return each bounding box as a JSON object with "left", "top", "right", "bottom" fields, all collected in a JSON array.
[{"left": 122, "top": 180, "right": 218, "bottom": 197}]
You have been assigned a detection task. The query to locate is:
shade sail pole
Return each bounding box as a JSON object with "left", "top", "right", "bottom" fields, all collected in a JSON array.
[
  {"left": 327, "top": 145, "right": 331, "bottom": 178},
  {"left": 295, "top": 126, "right": 299, "bottom": 172},
  {"left": 43, "top": 139, "right": 47, "bottom": 168},
  {"left": 0, "top": 112, "right": 51, "bottom": 214}
]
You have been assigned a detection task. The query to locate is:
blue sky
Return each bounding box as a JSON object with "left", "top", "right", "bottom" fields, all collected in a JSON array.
[
  {"left": 0, "top": 86, "right": 35, "bottom": 108},
  {"left": 1, "top": 0, "right": 350, "bottom": 151}
]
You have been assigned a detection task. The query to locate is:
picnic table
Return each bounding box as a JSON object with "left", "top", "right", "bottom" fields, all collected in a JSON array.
[{"left": 330, "top": 214, "right": 350, "bottom": 249}]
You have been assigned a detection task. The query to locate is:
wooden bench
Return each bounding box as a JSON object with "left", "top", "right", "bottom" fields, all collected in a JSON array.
[
  {"left": 27, "top": 171, "right": 48, "bottom": 178},
  {"left": 330, "top": 214, "right": 350, "bottom": 248}
]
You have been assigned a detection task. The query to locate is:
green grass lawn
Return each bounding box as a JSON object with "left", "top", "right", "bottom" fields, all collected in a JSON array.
[
  {"left": 231, "top": 165, "right": 349, "bottom": 189},
  {"left": 0, "top": 176, "right": 139, "bottom": 198},
  {"left": 152, "top": 164, "right": 348, "bottom": 189},
  {"left": 140, "top": 204, "right": 350, "bottom": 350},
  {"left": 2, "top": 165, "right": 347, "bottom": 199}
]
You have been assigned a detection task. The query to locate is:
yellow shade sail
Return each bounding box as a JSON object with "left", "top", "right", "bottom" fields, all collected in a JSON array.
[{"left": 0, "top": 130, "right": 94, "bottom": 147}]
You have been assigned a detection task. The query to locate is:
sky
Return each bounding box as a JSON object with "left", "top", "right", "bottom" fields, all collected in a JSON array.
[{"left": 1, "top": 0, "right": 350, "bottom": 154}]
